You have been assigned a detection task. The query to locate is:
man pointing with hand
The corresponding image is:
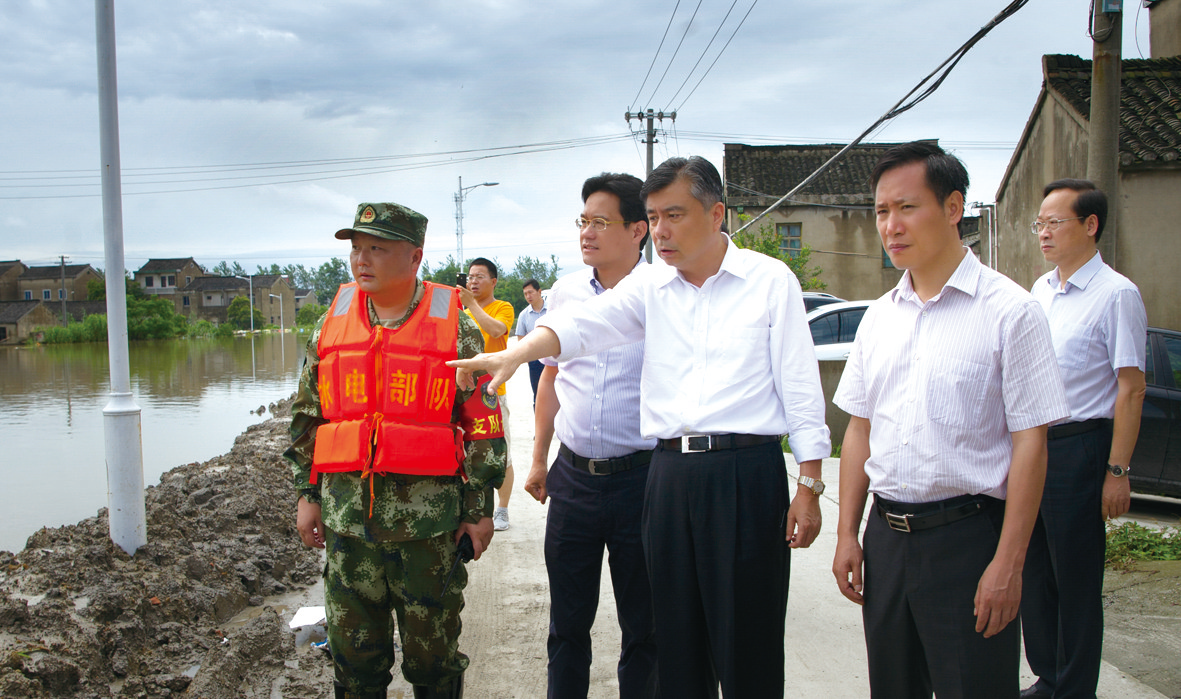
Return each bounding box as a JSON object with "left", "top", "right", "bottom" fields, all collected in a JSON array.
[{"left": 451, "top": 156, "right": 830, "bottom": 699}]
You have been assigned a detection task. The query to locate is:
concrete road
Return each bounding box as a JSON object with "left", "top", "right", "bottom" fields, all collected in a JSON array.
[{"left": 440, "top": 369, "right": 1174, "bottom": 697}]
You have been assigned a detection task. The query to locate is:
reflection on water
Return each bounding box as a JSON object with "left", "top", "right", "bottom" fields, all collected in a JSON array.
[{"left": 0, "top": 333, "right": 308, "bottom": 554}]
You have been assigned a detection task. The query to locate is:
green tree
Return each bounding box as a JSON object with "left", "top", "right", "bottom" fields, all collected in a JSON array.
[
  {"left": 313, "top": 258, "right": 351, "bottom": 301},
  {"left": 731, "top": 215, "right": 826, "bottom": 290},
  {"left": 87, "top": 273, "right": 144, "bottom": 300},
  {"left": 281, "top": 263, "right": 315, "bottom": 290},
  {"left": 226, "top": 295, "right": 264, "bottom": 330},
  {"left": 211, "top": 260, "right": 248, "bottom": 277},
  {"left": 296, "top": 302, "right": 328, "bottom": 327},
  {"left": 421, "top": 255, "right": 463, "bottom": 286},
  {"left": 500, "top": 254, "right": 560, "bottom": 313}
]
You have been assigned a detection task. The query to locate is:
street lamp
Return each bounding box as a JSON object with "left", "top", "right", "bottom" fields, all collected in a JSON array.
[
  {"left": 454, "top": 176, "right": 499, "bottom": 267},
  {"left": 233, "top": 274, "right": 254, "bottom": 333},
  {"left": 269, "top": 293, "right": 284, "bottom": 332}
]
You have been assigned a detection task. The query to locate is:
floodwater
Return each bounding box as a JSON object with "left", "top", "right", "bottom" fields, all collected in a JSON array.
[{"left": 0, "top": 333, "right": 306, "bottom": 554}]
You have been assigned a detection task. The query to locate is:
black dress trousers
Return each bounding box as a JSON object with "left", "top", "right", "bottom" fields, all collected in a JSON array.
[
  {"left": 1021, "top": 425, "right": 1110, "bottom": 699},
  {"left": 641, "top": 440, "right": 791, "bottom": 699},
  {"left": 862, "top": 497, "right": 1019, "bottom": 699}
]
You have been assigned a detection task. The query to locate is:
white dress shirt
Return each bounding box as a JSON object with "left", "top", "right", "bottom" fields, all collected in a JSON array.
[
  {"left": 541, "top": 259, "right": 654, "bottom": 458},
  {"left": 539, "top": 234, "right": 831, "bottom": 462},
  {"left": 834, "top": 249, "right": 1070, "bottom": 503},
  {"left": 1032, "top": 251, "right": 1147, "bottom": 422}
]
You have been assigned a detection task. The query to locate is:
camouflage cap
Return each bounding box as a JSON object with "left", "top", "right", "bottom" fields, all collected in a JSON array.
[{"left": 335, "top": 202, "right": 427, "bottom": 247}]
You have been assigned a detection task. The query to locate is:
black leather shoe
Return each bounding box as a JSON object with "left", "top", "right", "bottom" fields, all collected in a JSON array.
[{"left": 1020, "top": 686, "right": 1052, "bottom": 698}]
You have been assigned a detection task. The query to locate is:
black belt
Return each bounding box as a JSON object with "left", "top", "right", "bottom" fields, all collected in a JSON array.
[
  {"left": 657, "top": 433, "right": 781, "bottom": 454},
  {"left": 874, "top": 493, "right": 996, "bottom": 533},
  {"left": 1047, "top": 418, "right": 1111, "bottom": 441},
  {"left": 559, "top": 443, "right": 652, "bottom": 476}
]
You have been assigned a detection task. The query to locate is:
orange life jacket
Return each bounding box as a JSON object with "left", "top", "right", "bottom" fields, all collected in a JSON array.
[{"left": 311, "top": 281, "right": 465, "bottom": 483}]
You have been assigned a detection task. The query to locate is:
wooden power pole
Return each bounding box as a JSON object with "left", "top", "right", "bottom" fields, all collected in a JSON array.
[{"left": 1087, "top": 1, "right": 1122, "bottom": 267}]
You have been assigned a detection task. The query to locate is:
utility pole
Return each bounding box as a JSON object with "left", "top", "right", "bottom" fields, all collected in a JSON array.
[
  {"left": 59, "top": 255, "right": 69, "bottom": 325},
  {"left": 625, "top": 109, "right": 676, "bottom": 262},
  {"left": 95, "top": 0, "right": 146, "bottom": 554},
  {"left": 1087, "top": 0, "right": 1122, "bottom": 268}
]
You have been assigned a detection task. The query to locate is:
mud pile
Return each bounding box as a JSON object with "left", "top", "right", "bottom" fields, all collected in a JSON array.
[{"left": 0, "top": 397, "right": 333, "bottom": 698}]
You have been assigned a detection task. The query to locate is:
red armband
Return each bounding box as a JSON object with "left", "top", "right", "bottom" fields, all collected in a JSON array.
[{"left": 457, "top": 374, "right": 505, "bottom": 441}]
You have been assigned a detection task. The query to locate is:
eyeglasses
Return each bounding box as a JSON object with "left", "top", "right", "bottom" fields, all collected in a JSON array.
[
  {"left": 575, "top": 217, "right": 625, "bottom": 231},
  {"left": 467, "top": 273, "right": 490, "bottom": 281},
  {"left": 1030, "top": 217, "right": 1084, "bottom": 235}
]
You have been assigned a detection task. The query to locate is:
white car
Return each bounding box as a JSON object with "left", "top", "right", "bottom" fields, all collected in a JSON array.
[{"left": 807, "top": 300, "right": 870, "bottom": 361}]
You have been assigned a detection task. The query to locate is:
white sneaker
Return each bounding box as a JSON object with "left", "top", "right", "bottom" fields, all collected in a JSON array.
[{"left": 493, "top": 508, "right": 510, "bottom": 531}]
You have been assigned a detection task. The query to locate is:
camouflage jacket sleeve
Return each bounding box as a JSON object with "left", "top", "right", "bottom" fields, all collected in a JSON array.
[
  {"left": 284, "top": 312, "right": 329, "bottom": 504},
  {"left": 456, "top": 311, "right": 507, "bottom": 523}
]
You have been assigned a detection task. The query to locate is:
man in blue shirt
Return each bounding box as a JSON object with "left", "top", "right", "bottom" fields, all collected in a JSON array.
[
  {"left": 514, "top": 278, "right": 548, "bottom": 406},
  {"left": 524, "top": 172, "right": 657, "bottom": 699}
]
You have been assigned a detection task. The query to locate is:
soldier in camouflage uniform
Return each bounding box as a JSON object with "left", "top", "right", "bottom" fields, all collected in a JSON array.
[{"left": 285, "top": 202, "right": 507, "bottom": 699}]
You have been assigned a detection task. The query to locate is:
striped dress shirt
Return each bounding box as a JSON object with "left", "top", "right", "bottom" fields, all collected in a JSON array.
[
  {"left": 834, "top": 249, "right": 1070, "bottom": 503},
  {"left": 1032, "top": 251, "right": 1146, "bottom": 422},
  {"left": 541, "top": 260, "right": 654, "bottom": 458}
]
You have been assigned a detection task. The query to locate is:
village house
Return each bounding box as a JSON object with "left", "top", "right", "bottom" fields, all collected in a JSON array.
[
  {"left": 293, "top": 287, "right": 318, "bottom": 316},
  {"left": 993, "top": 1, "right": 1181, "bottom": 329},
  {"left": 16, "top": 264, "right": 103, "bottom": 305},
  {"left": 133, "top": 258, "right": 206, "bottom": 313},
  {"left": 0, "top": 301, "right": 58, "bottom": 344},
  {"left": 0, "top": 261, "right": 28, "bottom": 301},
  {"left": 179, "top": 274, "right": 294, "bottom": 329},
  {"left": 722, "top": 141, "right": 979, "bottom": 302}
]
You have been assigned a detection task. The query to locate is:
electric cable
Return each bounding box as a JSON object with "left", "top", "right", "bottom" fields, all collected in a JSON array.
[
  {"left": 630, "top": 0, "right": 683, "bottom": 110},
  {"left": 736, "top": 0, "right": 1032, "bottom": 234},
  {"left": 674, "top": 0, "right": 759, "bottom": 112},
  {"left": 644, "top": 0, "right": 705, "bottom": 106},
  {"left": 663, "top": 0, "right": 743, "bottom": 110}
]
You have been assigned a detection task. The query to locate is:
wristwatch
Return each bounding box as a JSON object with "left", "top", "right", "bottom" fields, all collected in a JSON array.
[
  {"left": 1106, "top": 463, "right": 1128, "bottom": 478},
  {"left": 798, "top": 476, "right": 825, "bottom": 495}
]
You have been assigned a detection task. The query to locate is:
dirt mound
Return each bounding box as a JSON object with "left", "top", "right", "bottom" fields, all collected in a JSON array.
[{"left": 0, "top": 402, "right": 331, "bottom": 698}]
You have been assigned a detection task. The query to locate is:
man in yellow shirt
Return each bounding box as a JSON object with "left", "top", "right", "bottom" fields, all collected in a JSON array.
[{"left": 460, "top": 257, "right": 516, "bottom": 530}]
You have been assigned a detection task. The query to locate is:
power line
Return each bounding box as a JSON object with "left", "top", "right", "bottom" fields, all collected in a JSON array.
[
  {"left": 663, "top": 0, "right": 743, "bottom": 110},
  {"left": 674, "top": 0, "right": 759, "bottom": 111},
  {"left": 630, "top": 0, "right": 683, "bottom": 110},
  {"left": 0, "top": 134, "right": 634, "bottom": 200},
  {"left": 0, "top": 134, "right": 629, "bottom": 180},
  {"left": 737, "top": 0, "right": 1033, "bottom": 234},
  {"left": 644, "top": 0, "right": 705, "bottom": 106}
]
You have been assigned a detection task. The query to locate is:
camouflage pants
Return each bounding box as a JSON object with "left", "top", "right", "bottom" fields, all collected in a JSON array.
[{"left": 324, "top": 528, "right": 469, "bottom": 692}]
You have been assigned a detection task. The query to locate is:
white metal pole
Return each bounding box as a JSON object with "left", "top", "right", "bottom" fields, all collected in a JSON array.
[{"left": 95, "top": 0, "right": 146, "bottom": 555}]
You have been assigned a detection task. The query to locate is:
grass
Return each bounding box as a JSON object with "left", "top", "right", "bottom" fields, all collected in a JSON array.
[{"left": 1105, "top": 521, "right": 1181, "bottom": 569}]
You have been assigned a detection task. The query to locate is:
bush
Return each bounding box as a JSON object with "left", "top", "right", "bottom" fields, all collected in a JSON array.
[
  {"left": 1106, "top": 522, "right": 1181, "bottom": 569},
  {"left": 296, "top": 303, "right": 328, "bottom": 327},
  {"left": 34, "top": 314, "right": 108, "bottom": 344}
]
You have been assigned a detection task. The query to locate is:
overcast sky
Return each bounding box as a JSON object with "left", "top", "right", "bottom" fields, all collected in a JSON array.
[{"left": 0, "top": 0, "right": 1155, "bottom": 278}]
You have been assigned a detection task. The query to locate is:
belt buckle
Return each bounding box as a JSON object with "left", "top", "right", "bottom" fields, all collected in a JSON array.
[
  {"left": 885, "top": 512, "right": 912, "bottom": 533},
  {"left": 586, "top": 458, "right": 610, "bottom": 476},
  {"left": 680, "top": 435, "right": 710, "bottom": 453}
]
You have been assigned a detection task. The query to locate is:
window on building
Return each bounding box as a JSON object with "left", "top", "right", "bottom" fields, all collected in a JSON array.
[
  {"left": 58, "top": 289, "right": 65, "bottom": 300},
  {"left": 24, "top": 291, "right": 31, "bottom": 300},
  {"left": 166, "top": 275, "right": 175, "bottom": 286},
  {"left": 185, "top": 276, "right": 192, "bottom": 285},
  {"left": 43, "top": 289, "right": 51, "bottom": 300},
  {"left": 183, "top": 296, "right": 190, "bottom": 307},
  {"left": 882, "top": 247, "right": 895, "bottom": 269},
  {"left": 145, "top": 276, "right": 154, "bottom": 287},
  {"left": 0, "top": 327, "right": 7, "bottom": 341},
  {"left": 206, "top": 295, "right": 213, "bottom": 302},
  {"left": 777, "top": 223, "right": 802, "bottom": 258}
]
